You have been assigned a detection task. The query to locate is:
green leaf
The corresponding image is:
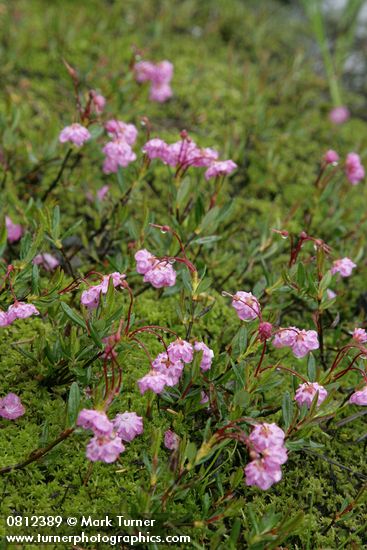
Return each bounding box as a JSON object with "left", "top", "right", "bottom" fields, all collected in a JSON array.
[
  {"left": 67, "top": 382, "right": 80, "bottom": 426},
  {"left": 307, "top": 353, "right": 316, "bottom": 382},
  {"left": 282, "top": 390, "right": 294, "bottom": 430},
  {"left": 60, "top": 302, "right": 86, "bottom": 329}
]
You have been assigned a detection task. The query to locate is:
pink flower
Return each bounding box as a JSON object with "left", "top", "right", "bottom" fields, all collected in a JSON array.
[
  {"left": 231, "top": 291, "right": 260, "bottom": 321},
  {"left": 135, "top": 249, "right": 158, "bottom": 274},
  {"left": 353, "top": 328, "right": 367, "bottom": 344},
  {"left": 331, "top": 257, "right": 356, "bottom": 277},
  {"left": 164, "top": 429, "right": 180, "bottom": 451},
  {"left": 152, "top": 352, "right": 184, "bottom": 386},
  {"left": 248, "top": 423, "right": 285, "bottom": 452},
  {"left": 143, "top": 261, "right": 177, "bottom": 288},
  {"left": 80, "top": 272, "right": 126, "bottom": 309},
  {"left": 0, "top": 311, "right": 10, "bottom": 327},
  {"left": 77, "top": 409, "right": 114, "bottom": 436},
  {"left": 204, "top": 159, "right": 237, "bottom": 180},
  {"left": 291, "top": 330, "right": 319, "bottom": 358},
  {"left": 59, "top": 123, "right": 91, "bottom": 147},
  {"left": 90, "top": 91, "right": 106, "bottom": 114},
  {"left": 33, "top": 253, "right": 59, "bottom": 271},
  {"left": 6, "top": 216, "right": 23, "bottom": 243},
  {"left": 349, "top": 386, "right": 367, "bottom": 406},
  {"left": 324, "top": 150, "right": 339, "bottom": 164},
  {"left": 138, "top": 370, "right": 169, "bottom": 395},
  {"left": 7, "top": 302, "right": 40, "bottom": 323},
  {"left": 86, "top": 434, "right": 125, "bottom": 463},
  {"left": 194, "top": 341, "right": 214, "bottom": 371},
  {"left": 167, "top": 339, "right": 194, "bottom": 364},
  {"left": 200, "top": 391, "right": 209, "bottom": 404},
  {"left": 105, "top": 120, "right": 138, "bottom": 145},
  {"left": 102, "top": 139, "right": 136, "bottom": 173},
  {"left": 134, "top": 61, "right": 156, "bottom": 82},
  {"left": 113, "top": 412, "right": 143, "bottom": 442},
  {"left": 295, "top": 382, "right": 328, "bottom": 408},
  {"left": 329, "top": 106, "right": 350, "bottom": 125},
  {"left": 142, "top": 138, "right": 170, "bottom": 161},
  {"left": 96, "top": 185, "right": 109, "bottom": 201},
  {"left": 327, "top": 289, "right": 337, "bottom": 300},
  {"left": 135, "top": 59, "right": 174, "bottom": 103},
  {"left": 258, "top": 322, "right": 273, "bottom": 341},
  {"left": 345, "top": 153, "right": 365, "bottom": 185},
  {"left": 272, "top": 327, "right": 298, "bottom": 348},
  {"left": 0, "top": 393, "right": 25, "bottom": 419},
  {"left": 149, "top": 82, "right": 173, "bottom": 102},
  {"left": 244, "top": 458, "right": 282, "bottom": 490}
]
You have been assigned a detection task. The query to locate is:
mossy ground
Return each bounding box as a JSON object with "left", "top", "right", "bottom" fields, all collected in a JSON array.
[{"left": 1, "top": 1, "right": 367, "bottom": 549}]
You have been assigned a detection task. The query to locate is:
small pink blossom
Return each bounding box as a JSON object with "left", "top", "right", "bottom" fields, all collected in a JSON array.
[
  {"left": 324, "top": 150, "right": 339, "bottom": 164},
  {"left": 353, "top": 328, "right": 367, "bottom": 344},
  {"left": 200, "top": 391, "right": 209, "bottom": 404},
  {"left": 86, "top": 434, "right": 125, "bottom": 463},
  {"left": 143, "top": 261, "right": 177, "bottom": 288},
  {"left": 295, "top": 382, "right": 328, "bottom": 408},
  {"left": 80, "top": 272, "right": 126, "bottom": 309},
  {"left": 138, "top": 370, "right": 169, "bottom": 395},
  {"left": 135, "top": 60, "right": 174, "bottom": 103},
  {"left": 329, "top": 106, "right": 350, "bottom": 125},
  {"left": 113, "top": 412, "right": 143, "bottom": 442},
  {"left": 249, "top": 423, "right": 285, "bottom": 452},
  {"left": 33, "top": 253, "right": 60, "bottom": 271},
  {"left": 331, "top": 257, "right": 356, "bottom": 278},
  {"left": 231, "top": 291, "right": 260, "bottom": 321},
  {"left": 134, "top": 61, "right": 156, "bottom": 82},
  {"left": 142, "top": 138, "right": 170, "bottom": 161},
  {"left": 135, "top": 249, "right": 158, "bottom": 274},
  {"left": 6, "top": 216, "right": 23, "bottom": 243},
  {"left": 204, "top": 160, "right": 237, "bottom": 180},
  {"left": 59, "top": 123, "right": 91, "bottom": 147},
  {"left": 90, "top": 91, "right": 106, "bottom": 114},
  {"left": 194, "top": 341, "right": 214, "bottom": 371},
  {"left": 102, "top": 138, "right": 136, "bottom": 174},
  {"left": 244, "top": 458, "right": 282, "bottom": 490},
  {"left": 150, "top": 82, "right": 173, "bottom": 102},
  {"left": 272, "top": 327, "right": 298, "bottom": 349},
  {"left": 7, "top": 302, "right": 40, "bottom": 323},
  {"left": 345, "top": 153, "right": 365, "bottom": 185},
  {"left": 349, "top": 386, "right": 367, "bottom": 406},
  {"left": 167, "top": 339, "right": 194, "bottom": 364},
  {"left": 0, "top": 311, "right": 10, "bottom": 327},
  {"left": 97, "top": 185, "right": 109, "bottom": 201},
  {"left": 164, "top": 429, "right": 180, "bottom": 451},
  {"left": 258, "top": 322, "right": 273, "bottom": 341},
  {"left": 291, "top": 330, "right": 319, "bottom": 359},
  {"left": 152, "top": 352, "right": 184, "bottom": 386},
  {"left": 105, "top": 120, "right": 138, "bottom": 145},
  {"left": 77, "top": 409, "right": 114, "bottom": 436},
  {"left": 327, "top": 289, "right": 337, "bottom": 300},
  {"left": 0, "top": 393, "right": 25, "bottom": 420}
]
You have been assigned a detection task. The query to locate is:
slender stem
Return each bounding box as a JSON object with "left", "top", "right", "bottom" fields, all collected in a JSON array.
[{"left": 42, "top": 148, "right": 73, "bottom": 201}]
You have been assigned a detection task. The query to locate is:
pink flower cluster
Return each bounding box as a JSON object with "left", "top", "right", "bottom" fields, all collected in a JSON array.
[
  {"left": 138, "top": 338, "right": 214, "bottom": 394},
  {"left": 0, "top": 393, "right": 25, "bottom": 420},
  {"left": 142, "top": 134, "right": 237, "bottom": 180},
  {"left": 294, "top": 382, "right": 328, "bottom": 408},
  {"left": 345, "top": 153, "right": 365, "bottom": 185},
  {"left": 273, "top": 327, "right": 319, "bottom": 358},
  {"left": 323, "top": 150, "right": 339, "bottom": 165},
  {"left": 245, "top": 423, "right": 288, "bottom": 490},
  {"left": 164, "top": 429, "right": 180, "bottom": 451},
  {"left": 33, "top": 253, "right": 60, "bottom": 271},
  {"left": 352, "top": 328, "right": 367, "bottom": 344},
  {"left": 0, "top": 302, "right": 40, "bottom": 328},
  {"left": 135, "top": 249, "right": 176, "bottom": 288},
  {"left": 90, "top": 90, "right": 106, "bottom": 115},
  {"left": 80, "top": 272, "right": 126, "bottom": 309},
  {"left": 135, "top": 60, "right": 173, "bottom": 102},
  {"left": 102, "top": 120, "right": 138, "bottom": 174},
  {"left": 6, "top": 216, "right": 23, "bottom": 243},
  {"left": 231, "top": 291, "right": 260, "bottom": 321},
  {"left": 59, "top": 123, "right": 91, "bottom": 147},
  {"left": 77, "top": 409, "right": 143, "bottom": 463},
  {"left": 331, "top": 257, "right": 356, "bottom": 278}
]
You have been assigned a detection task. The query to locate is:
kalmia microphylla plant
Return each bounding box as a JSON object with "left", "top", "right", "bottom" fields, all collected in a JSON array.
[{"left": 1, "top": 4, "right": 367, "bottom": 545}]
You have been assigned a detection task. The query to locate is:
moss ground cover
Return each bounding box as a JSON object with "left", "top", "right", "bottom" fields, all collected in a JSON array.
[{"left": 1, "top": 0, "right": 367, "bottom": 548}]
